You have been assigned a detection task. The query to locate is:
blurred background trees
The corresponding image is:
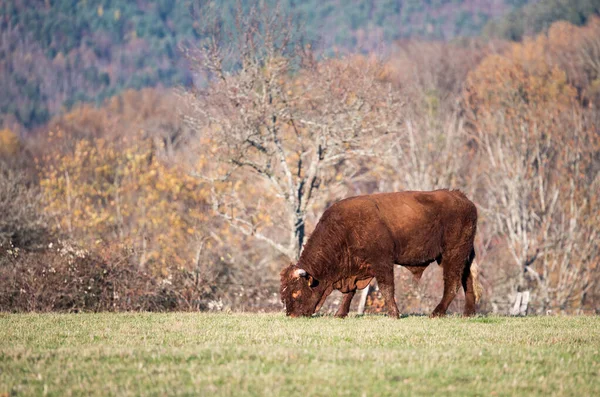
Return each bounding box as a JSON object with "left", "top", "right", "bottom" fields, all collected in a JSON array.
[
  {"left": 1, "top": 1, "right": 599, "bottom": 314},
  {"left": 2, "top": 0, "right": 585, "bottom": 131},
  {"left": 464, "top": 30, "right": 600, "bottom": 312}
]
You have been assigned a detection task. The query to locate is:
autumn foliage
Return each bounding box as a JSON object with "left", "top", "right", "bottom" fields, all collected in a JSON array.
[{"left": 1, "top": 14, "right": 599, "bottom": 314}]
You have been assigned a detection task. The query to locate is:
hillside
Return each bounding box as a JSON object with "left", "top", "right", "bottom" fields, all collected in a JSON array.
[
  {"left": 484, "top": 0, "right": 600, "bottom": 40},
  {"left": 0, "top": 0, "right": 532, "bottom": 131}
]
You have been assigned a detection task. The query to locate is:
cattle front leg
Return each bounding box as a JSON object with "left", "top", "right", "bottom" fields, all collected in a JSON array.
[
  {"left": 335, "top": 290, "right": 356, "bottom": 318},
  {"left": 375, "top": 266, "right": 399, "bottom": 318},
  {"left": 315, "top": 285, "right": 334, "bottom": 313}
]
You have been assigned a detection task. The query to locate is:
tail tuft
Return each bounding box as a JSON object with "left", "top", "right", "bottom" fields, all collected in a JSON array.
[{"left": 471, "top": 259, "right": 483, "bottom": 303}]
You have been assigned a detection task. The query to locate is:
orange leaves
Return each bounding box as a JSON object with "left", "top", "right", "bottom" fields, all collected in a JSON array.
[
  {"left": 0, "top": 128, "right": 20, "bottom": 156},
  {"left": 466, "top": 39, "right": 576, "bottom": 119},
  {"left": 40, "top": 134, "right": 210, "bottom": 274},
  {"left": 34, "top": 85, "right": 212, "bottom": 271},
  {"left": 467, "top": 17, "right": 600, "bottom": 120},
  {"left": 466, "top": 54, "right": 518, "bottom": 108},
  {"left": 547, "top": 20, "right": 578, "bottom": 52}
]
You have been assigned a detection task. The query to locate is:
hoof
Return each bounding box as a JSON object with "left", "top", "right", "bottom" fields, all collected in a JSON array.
[{"left": 429, "top": 311, "right": 446, "bottom": 318}]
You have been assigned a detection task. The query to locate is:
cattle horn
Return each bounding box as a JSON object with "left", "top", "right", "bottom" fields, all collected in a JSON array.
[{"left": 293, "top": 268, "right": 307, "bottom": 278}]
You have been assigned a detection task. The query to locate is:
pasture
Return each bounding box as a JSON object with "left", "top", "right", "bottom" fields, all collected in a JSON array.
[{"left": 1, "top": 313, "right": 599, "bottom": 396}]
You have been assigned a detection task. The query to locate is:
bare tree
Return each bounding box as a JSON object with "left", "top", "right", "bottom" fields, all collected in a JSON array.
[
  {"left": 377, "top": 112, "right": 467, "bottom": 193},
  {"left": 183, "top": 4, "right": 402, "bottom": 261},
  {"left": 471, "top": 104, "right": 599, "bottom": 314}
]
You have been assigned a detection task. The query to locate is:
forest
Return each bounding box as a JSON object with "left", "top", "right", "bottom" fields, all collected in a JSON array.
[
  {"left": 1, "top": 0, "right": 599, "bottom": 315},
  {"left": 4, "top": 0, "right": 600, "bottom": 129}
]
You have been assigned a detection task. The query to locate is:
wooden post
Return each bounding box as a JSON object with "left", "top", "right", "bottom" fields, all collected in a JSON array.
[
  {"left": 510, "top": 292, "right": 522, "bottom": 316},
  {"left": 519, "top": 291, "right": 530, "bottom": 316},
  {"left": 510, "top": 291, "right": 530, "bottom": 316},
  {"left": 357, "top": 285, "right": 370, "bottom": 315}
]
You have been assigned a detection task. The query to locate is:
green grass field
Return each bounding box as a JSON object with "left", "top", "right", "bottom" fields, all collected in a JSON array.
[{"left": 1, "top": 313, "right": 599, "bottom": 396}]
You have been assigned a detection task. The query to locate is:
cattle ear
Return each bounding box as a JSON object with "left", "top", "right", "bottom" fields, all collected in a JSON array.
[
  {"left": 293, "top": 267, "right": 318, "bottom": 287},
  {"left": 307, "top": 275, "right": 319, "bottom": 288}
]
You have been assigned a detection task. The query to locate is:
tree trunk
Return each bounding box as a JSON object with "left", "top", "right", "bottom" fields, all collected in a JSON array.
[{"left": 294, "top": 214, "right": 305, "bottom": 260}]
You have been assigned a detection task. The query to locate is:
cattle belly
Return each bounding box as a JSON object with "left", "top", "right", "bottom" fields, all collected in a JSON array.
[{"left": 333, "top": 276, "right": 373, "bottom": 293}]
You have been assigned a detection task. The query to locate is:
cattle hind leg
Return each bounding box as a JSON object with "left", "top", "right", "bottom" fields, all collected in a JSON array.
[
  {"left": 462, "top": 249, "right": 481, "bottom": 316},
  {"left": 431, "top": 250, "right": 472, "bottom": 318}
]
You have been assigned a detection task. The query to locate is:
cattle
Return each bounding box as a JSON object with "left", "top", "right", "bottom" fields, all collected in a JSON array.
[{"left": 280, "top": 190, "right": 481, "bottom": 318}]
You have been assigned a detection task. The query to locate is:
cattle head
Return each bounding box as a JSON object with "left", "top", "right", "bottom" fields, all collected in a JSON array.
[{"left": 280, "top": 264, "right": 323, "bottom": 317}]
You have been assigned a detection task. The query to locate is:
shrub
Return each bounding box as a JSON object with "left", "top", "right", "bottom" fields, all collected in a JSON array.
[
  {"left": 0, "top": 241, "right": 281, "bottom": 312},
  {"left": 0, "top": 157, "right": 49, "bottom": 249}
]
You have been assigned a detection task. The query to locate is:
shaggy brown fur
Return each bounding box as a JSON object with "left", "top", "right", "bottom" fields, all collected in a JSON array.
[{"left": 280, "top": 190, "right": 480, "bottom": 318}]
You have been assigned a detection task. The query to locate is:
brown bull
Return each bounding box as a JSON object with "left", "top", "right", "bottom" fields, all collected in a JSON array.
[{"left": 280, "top": 190, "right": 481, "bottom": 318}]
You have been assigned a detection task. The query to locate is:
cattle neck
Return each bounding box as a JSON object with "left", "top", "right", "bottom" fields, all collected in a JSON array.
[{"left": 296, "top": 252, "right": 334, "bottom": 283}]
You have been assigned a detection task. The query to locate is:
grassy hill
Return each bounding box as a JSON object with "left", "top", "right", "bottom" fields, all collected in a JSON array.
[{"left": 1, "top": 313, "right": 599, "bottom": 396}]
